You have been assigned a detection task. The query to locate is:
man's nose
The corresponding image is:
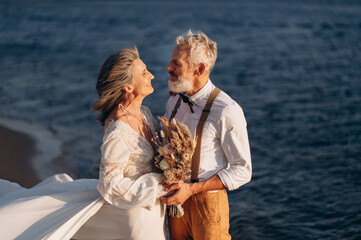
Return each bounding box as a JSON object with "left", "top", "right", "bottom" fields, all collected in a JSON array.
[{"left": 166, "top": 62, "right": 173, "bottom": 72}]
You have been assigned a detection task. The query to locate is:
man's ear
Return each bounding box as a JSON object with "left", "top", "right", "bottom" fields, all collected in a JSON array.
[{"left": 194, "top": 63, "right": 206, "bottom": 76}]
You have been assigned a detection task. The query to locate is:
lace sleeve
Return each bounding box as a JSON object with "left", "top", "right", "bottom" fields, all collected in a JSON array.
[
  {"left": 97, "top": 129, "right": 164, "bottom": 209},
  {"left": 98, "top": 132, "right": 130, "bottom": 186}
]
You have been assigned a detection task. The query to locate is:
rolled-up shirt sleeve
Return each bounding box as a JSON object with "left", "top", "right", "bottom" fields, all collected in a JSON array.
[
  {"left": 217, "top": 105, "right": 252, "bottom": 190},
  {"left": 97, "top": 132, "right": 164, "bottom": 209}
]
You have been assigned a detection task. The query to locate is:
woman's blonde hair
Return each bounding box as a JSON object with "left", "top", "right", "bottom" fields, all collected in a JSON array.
[{"left": 92, "top": 46, "right": 139, "bottom": 125}]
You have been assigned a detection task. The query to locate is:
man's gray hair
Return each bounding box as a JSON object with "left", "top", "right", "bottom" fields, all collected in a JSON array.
[{"left": 176, "top": 29, "right": 217, "bottom": 73}]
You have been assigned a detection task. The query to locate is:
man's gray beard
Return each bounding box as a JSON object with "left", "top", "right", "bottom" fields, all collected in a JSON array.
[{"left": 168, "top": 77, "right": 192, "bottom": 93}]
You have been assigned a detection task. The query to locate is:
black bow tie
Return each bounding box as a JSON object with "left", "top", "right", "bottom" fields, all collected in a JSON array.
[{"left": 179, "top": 92, "right": 194, "bottom": 113}]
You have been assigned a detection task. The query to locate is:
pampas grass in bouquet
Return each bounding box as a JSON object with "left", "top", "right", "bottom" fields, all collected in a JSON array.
[{"left": 154, "top": 116, "right": 195, "bottom": 217}]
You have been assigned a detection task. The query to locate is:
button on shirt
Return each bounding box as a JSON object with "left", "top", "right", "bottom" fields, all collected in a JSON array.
[{"left": 165, "top": 80, "right": 252, "bottom": 190}]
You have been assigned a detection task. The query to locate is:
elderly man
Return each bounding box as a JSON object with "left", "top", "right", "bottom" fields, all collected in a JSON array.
[{"left": 161, "top": 30, "right": 252, "bottom": 240}]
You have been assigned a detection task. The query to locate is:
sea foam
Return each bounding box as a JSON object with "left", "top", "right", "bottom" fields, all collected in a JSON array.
[{"left": 0, "top": 118, "right": 62, "bottom": 180}]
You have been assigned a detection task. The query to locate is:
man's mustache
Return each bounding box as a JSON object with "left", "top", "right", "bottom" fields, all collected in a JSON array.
[{"left": 169, "top": 71, "right": 178, "bottom": 77}]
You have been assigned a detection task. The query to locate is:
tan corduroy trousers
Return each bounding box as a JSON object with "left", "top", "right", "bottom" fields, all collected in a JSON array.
[{"left": 169, "top": 190, "right": 231, "bottom": 240}]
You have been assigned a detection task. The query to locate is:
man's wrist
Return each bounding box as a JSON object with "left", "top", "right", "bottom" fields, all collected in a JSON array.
[
  {"left": 189, "top": 182, "right": 202, "bottom": 196},
  {"left": 188, "top": 174, "right": 227, "bottom": 195}
]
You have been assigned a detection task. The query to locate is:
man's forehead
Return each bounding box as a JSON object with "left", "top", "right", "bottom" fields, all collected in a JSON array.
[
  {"left": 172, "top": 45, "right": 190, "bottom": 58},
  {"left": 177, "top": 44, "right": 189, "bottom": 50}
]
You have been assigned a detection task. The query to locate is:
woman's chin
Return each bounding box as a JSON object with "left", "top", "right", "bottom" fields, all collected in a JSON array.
[{"left": 147, "top": 87, "right": 154, "bottom": 96}]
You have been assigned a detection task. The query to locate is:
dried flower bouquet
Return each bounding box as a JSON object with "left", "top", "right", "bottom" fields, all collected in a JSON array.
[{"left": 154, "top": 116, "right": 195, "bottom": 217}]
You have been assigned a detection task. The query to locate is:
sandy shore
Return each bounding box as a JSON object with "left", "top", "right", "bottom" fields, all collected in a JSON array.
[{"left": 0, "top": 124, "right": 41, "bottom": 188}]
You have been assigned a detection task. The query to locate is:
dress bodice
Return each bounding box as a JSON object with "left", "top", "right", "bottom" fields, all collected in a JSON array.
[{"left": 102, "top": 111, "right": 158, "bottom": 180}]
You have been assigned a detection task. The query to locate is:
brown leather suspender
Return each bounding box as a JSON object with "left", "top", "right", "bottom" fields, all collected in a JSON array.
[
  {"left": 170, "top": 96, "right": 183, "bottom": 120},
  {"left": 169, "top": 87, "right": 221, "bottom": 182},
  {"left": 190, "top": 88, "right": 221, "bottom": 182}
]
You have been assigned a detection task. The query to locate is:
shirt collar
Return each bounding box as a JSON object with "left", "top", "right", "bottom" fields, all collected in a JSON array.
[{"left": 189, "top": 79, "right": 214, "bottom": 104}]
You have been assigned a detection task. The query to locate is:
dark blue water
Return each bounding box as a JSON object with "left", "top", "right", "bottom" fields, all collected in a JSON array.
[{"left": 1, "top": 0, "right": 360, "bottom": 239}]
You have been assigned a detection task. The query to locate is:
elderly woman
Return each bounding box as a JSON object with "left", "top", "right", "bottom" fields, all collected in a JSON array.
[{"left": 0, "top": 47, "right": 166, "bottom": 240}]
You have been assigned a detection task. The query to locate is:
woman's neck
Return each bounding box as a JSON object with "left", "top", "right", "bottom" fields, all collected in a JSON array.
[{"left": 119, "top": 96, "right": 143, "bottom": 114}]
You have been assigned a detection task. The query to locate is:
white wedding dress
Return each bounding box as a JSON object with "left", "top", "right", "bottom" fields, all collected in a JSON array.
[{"left": 0, "top": 106, "right": 166, "bottom": 240}]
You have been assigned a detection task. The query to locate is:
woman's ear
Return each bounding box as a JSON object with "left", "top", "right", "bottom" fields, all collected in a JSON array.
[{"left": 123, "top": 85, "right": 133, "bottom": 94}]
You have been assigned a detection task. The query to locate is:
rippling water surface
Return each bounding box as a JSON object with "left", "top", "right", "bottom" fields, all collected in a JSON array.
[{"left": 0, "top": 0, "right": 360, "bottom": 239}]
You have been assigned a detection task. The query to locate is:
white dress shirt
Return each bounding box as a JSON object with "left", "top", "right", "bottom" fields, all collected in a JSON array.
[{"left": 165, "top": 80, "right": 252, "bottom": 190}]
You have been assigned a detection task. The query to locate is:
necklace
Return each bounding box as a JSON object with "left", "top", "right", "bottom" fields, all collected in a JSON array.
[
  {"left": 118, "top": 104, "right": 154, "bottom": 143},
  {"left": 118, "top": 103, "right": 146, "bottom": 123}
]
